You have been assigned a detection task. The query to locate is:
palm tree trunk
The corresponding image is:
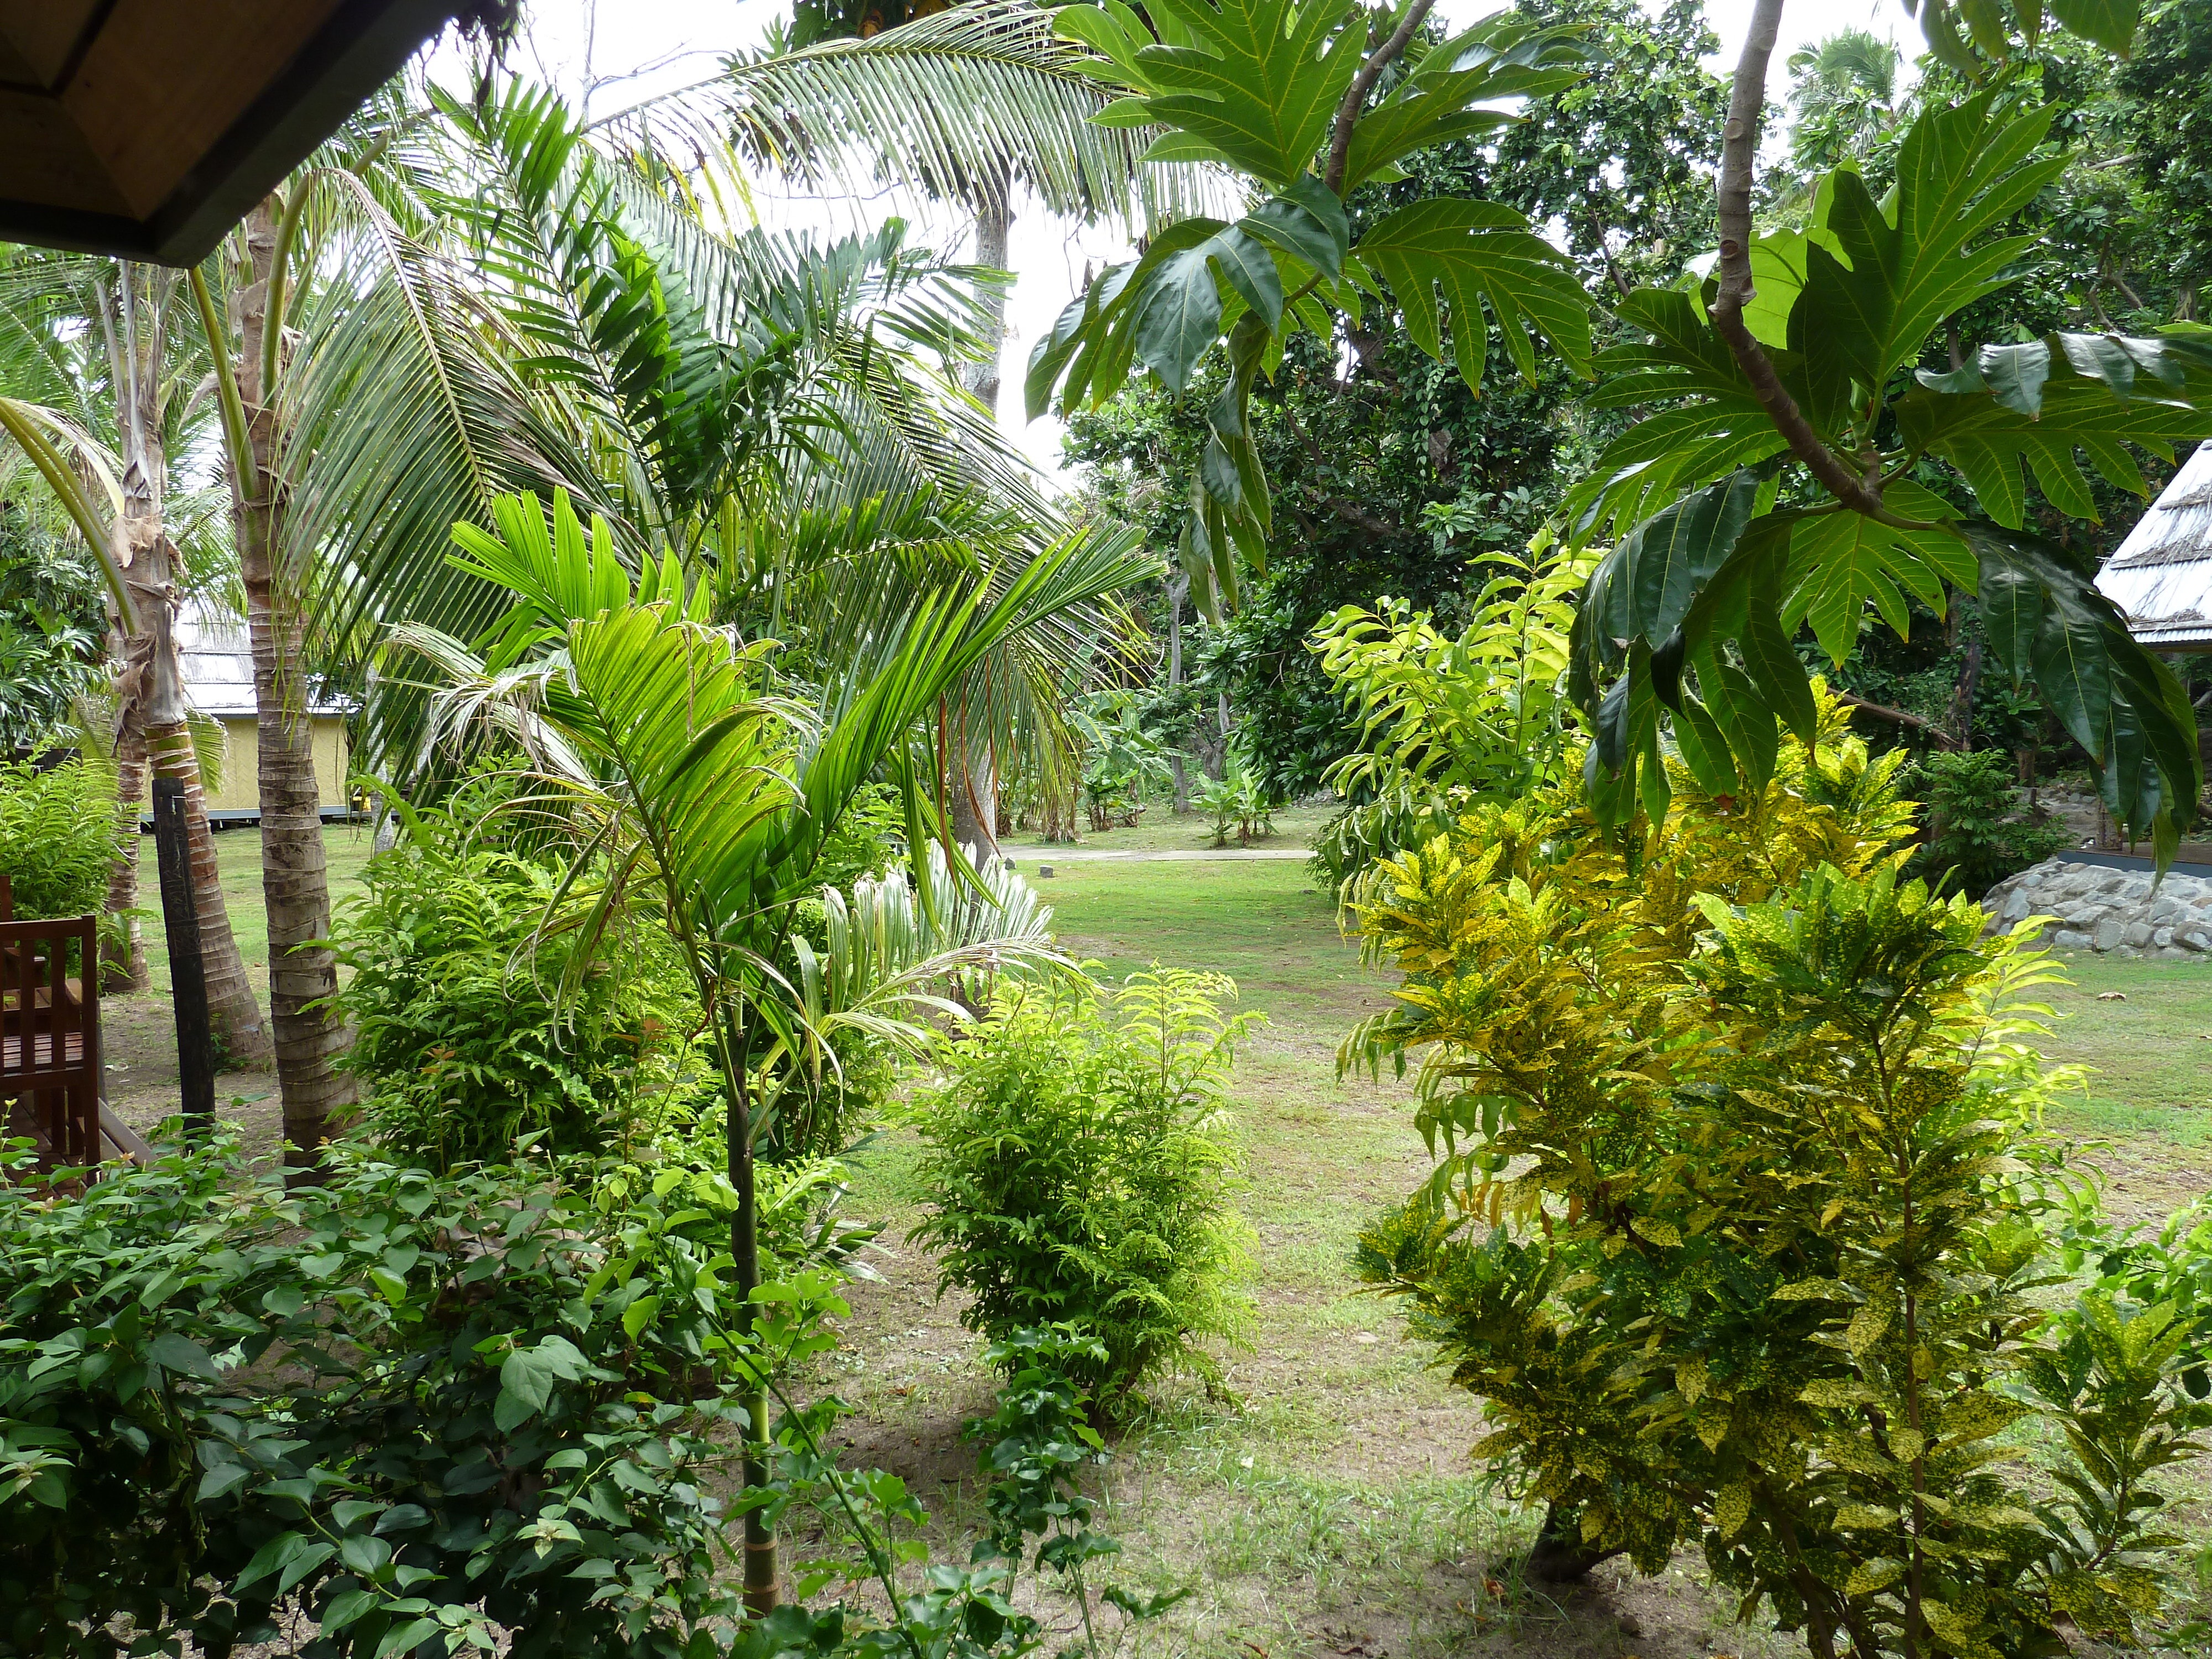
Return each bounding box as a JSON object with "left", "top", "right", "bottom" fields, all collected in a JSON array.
[
  {"left": 102, "top": 262, "right": 268, "bottom": 1064},
  {"left": 1168, "top": 572, "right": 1190, "bottom": 815},
  {"left": 233, "top": 199, "right": 351, "bottom": 1167},
  {"left": 945, "top": 179, "right": 1012, "bottom": 861},
  {"left": 103, "top": 715, "right": 150, "bottom": 991}
]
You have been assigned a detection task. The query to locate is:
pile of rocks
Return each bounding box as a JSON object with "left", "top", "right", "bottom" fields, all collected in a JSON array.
[{"left": 1981, "top": 858, "right": 2212, "bottom": 958}]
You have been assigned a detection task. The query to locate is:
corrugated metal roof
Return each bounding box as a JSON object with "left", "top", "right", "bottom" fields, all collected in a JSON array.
[
  {"left": 2096, "top": 442, "right": 2212, "bottom": 650},
  {"left": 176, "top": 601, "right": 350, "bottom": 719}
]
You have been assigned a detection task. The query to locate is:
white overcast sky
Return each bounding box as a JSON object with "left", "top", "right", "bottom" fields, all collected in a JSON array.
[{"left": 431, "top": 0, "right": 1918, "bottom": 487}]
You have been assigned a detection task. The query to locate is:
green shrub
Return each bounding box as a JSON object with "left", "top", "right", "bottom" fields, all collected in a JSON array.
[
  {"left": 0, "top": 505, "right": 105, "bottom": 754},
  {"left": 327, "top": 815, "right": 707, "bottom": 1170},
  {"left": 0, "top": 1139, "right": 1173, "bottom": 1659},
  {"left": 1345, "top": 709, "right": 2209, "bottom": 1658},
  {"left": 911, "top": 968, "right": 1255, "bottom": 1397},
  {"left": 1191, "top": 760, "right": 1279, "bottom": 847},
  {"left": 0, "top": 755, "right": 115, "bottom": 922},
  {"left": 1905, "top": 748, "right": 2069, "bottom": 896},
  {"left": 0, "top": 1140, "right": 755, "bottom": 1659},
  {"left": 1305, "top": 555, "right": 1587, "bottom": 889}
]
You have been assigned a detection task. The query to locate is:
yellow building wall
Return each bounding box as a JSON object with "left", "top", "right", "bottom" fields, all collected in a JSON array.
[{"left": 200, "top": 717, "right": 351, "bottom": 815}]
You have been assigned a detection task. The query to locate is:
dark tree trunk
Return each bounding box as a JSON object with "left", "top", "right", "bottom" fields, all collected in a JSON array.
[{"left": 1522, "top": 1504, "right": 1626, "bottom": 1583}]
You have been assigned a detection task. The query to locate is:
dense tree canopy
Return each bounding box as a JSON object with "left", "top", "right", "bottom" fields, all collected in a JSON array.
[{"left": 1065, "top": 0, "right": 1727, "bottom": 797}]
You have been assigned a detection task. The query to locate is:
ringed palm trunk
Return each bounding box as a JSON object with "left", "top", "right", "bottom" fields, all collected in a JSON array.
[
  {"left": 230, "top": 200, "right": 351, "bottom": 1167},
  {"left": 103, "top": 717, "right": 150, "bottom": 991},
  {"left": 944, "top": 178, "right": 1011, "bottom": 862},
  {"left": 102, "top": 263, "right": 268, "bottom": 1063}
]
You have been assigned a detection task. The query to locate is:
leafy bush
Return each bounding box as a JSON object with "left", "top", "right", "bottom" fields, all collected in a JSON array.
[
  {"left": 1345, "top": 709, "right": 2209, "bottom": 1657},
  {"left": 1191, "top": 760, "right": 1278, "bottom": 847},
  {"left": 0, "top": 1138, "right": 1172, "bottom": 1659},
  {"left": 0, "top": 755, "right": 116, "bottom": 922},
  {"left": 1074, "top": 692, "right": 1171, "bottom": 832},
  {"left": 327, "top": 812, "right": 707, "bottom": 1168},
  {"left": 1906, "top": 748, "right": 2069, "bottom": 896},
  {"left": 734, "top": 1316, "right": 1181, "bottom": 1659},
  {"left": 0, "top": 1140, "right": 757, "bottom": 1659},
  {"left": 2058, "top": 1195, "right": 2212, "bottom": 1389},
  {"left": 912, "top": 968, "right": 1255, "bottom": 1397},
  {"left": 0, "top": 505, "right": 105, "bottom": 754},
  {"left": 1307, "top": 550, "right": 1588, "bottom": 890}
]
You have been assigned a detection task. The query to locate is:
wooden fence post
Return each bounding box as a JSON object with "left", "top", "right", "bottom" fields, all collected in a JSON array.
[{"left": 153, "top": 776, "right": 215, "bottom": 1130}]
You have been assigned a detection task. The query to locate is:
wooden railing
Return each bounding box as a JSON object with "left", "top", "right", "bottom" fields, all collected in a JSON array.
[{"left": 2, "top": 873, "right": 138, "bottom": 1172}]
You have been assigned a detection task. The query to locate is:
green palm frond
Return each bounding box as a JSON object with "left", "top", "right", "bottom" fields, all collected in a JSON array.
[
  {"left": 604, "top": 0, "right": 1227, "bottom": 229},
  {"left": 260, "top": 169, "right": 615, "bottom": 774}
]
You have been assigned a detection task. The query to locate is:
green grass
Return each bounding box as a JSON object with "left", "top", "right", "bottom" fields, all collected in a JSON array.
[
  {"left": 2015, "top": 951, "right": 2212, "bottom": 1220},
  {"left": 1003, "top": 800, "right": 1336, "bottom": 855},
  {"left": 137, "top": 821, "right": 377, "bottom": 991},
  {"left": 2034, "top": 950, "right": 2212, "bottom": 1111},
  {"left": 1036, "top": 856, "right": 1384, "bottom": 1030}
]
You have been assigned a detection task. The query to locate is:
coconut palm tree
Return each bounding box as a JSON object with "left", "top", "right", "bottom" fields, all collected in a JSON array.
[
  {"left": 0, "top": 253, "right": 269, "bottom": 1057},
  {"left": 607, "top": 0, "right": 1215, "bottom": 852},
  {"left": 191, "top": 68, "right": 1138, "bottom": 1160},
  {"left": 1785, "top": 28, "right": 1903, "bottom": 174}
]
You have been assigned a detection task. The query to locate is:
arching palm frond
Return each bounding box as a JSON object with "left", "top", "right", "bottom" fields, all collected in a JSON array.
[
  {"left": 260, "top": 170, "right": 614, "bottom": 774},
  {"left": 604, "top": 0, "right": 1227, "bottom": 231},
  {"left": 1786, "top": 29, "right": 1900, "bottom": 118}
]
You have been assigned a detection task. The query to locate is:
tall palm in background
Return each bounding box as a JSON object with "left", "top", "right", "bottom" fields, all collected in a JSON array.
[
  {"left": 0, "top": 254, "right": 268, "bottom": 1056},
  {"left": 197, "top": 62, "right": 1142, "bottom": 1156},
  {"left": 1784, "top": 28, "right": 1904, "bottom": 175},
  {"left": 613, "top": 0, "right": 1213, "bottom": 852}
]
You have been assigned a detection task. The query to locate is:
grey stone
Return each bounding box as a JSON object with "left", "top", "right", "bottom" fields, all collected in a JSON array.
[
  {"left": 2160, "top": 946, "right": 2194, "bottom": 960},
  {"left": 2180, "top": 927, "right": 2212, "bottom": 953},
  {"left": 2117, "top": 946, "right": 2145, "bottom": 959},
  {"left": 2126, "top": 920, "right": 2157, "bottom": 947},
  {"left": 2093, "top": 918, "right": 2127, "bottom": 952},
  {"left": 2152, "top": 896, "right": 2189, "bottom": 926},
  {"left": 2000, "top": 889, "right": 2034, "bottom": 923},
  {"left": 2053, "top": 929, "right": 2093, "bottom": 951},
  {"left": 2155, "top": 927, "right": 2176, "bottom": 948}
]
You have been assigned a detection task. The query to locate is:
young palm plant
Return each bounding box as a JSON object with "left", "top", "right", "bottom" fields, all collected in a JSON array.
[{"left": 398, "top": 488, "right": 1150, "bottom": 1611}]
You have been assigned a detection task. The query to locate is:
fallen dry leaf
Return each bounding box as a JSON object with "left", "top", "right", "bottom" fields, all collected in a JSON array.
[{"left": 2096, "top": 992, "right": 2127, "bottom": 1002}]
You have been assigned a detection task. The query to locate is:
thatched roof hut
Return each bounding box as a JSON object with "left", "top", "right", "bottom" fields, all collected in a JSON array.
[{"left": 2098, "top": 442, "right": 2212, "bottom": 653}]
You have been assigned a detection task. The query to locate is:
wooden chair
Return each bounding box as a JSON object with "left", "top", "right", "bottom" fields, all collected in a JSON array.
[{"left": 2, "top": 907, "right": 103, "bottom": 1171}]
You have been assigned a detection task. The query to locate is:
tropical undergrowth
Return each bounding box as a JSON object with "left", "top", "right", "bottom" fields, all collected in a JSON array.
[{"left": 0, "top": 1139, "right": 1173, "bottom": 1659}]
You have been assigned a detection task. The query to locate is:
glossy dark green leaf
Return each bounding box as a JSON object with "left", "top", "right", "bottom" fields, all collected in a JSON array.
[
  {"left": 1620, "top": 469, "right": 1762, "bottom": 644},
  {"left": 2029, "top": 606, "right": 2112, "bottom": 761},
  {"left": 2047, "top": 0, "right": 2142, "bottom": 52},
  {"left": 1129, "top": 0, "right": 1365, "bottom": 187},
  {"left": 1697, "top": 654, "right": 1779, "bottom": 796},
  {"left": 1672, "top": 693, "right": 1739, "bottom": 798},
  {"left": 1241, "top": 182, "right": 1348, "bottom": 279},
  {"left": 1783, "top": 484, "right": 1972, "bottom": 666},
  {"left": 1354, "top": 198, "right": 1592, "bottom": 391},
  {"left": 1743, "top": 561, "right": 1819, "bottom": 747},
  {"left": 1793, "top": 101, "right": 2058, "bottom": 397},
  {"left": 1976, "top": 542, "right": 2047, "bottom": 686}
]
